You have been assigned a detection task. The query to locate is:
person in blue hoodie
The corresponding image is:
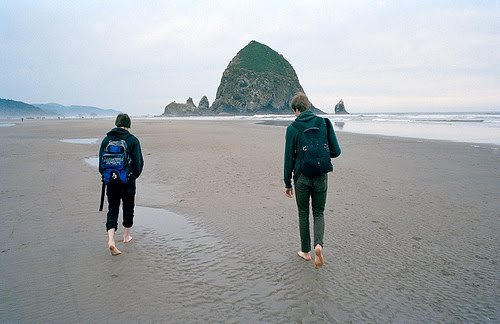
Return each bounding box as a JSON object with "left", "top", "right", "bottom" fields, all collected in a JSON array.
[
  {"left": 284, "top": 93, "right": 341, "bottom": 268},
  {"left": 99, "top": 113, "right": 144, "bottom": 255}
]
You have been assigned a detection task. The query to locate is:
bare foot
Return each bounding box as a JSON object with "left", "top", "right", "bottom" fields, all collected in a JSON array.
[
  {"left": 123, "top": 228, "right": 132, "bottom": 243},
  {"left": 109, "top": 244, "right": 122, "bottom": 256},
  {"left": 298, "top": 251, "right": 311, "bottom": 261},
  {"left": 314, "top": 245, "right": 324, "bottom": 268}
]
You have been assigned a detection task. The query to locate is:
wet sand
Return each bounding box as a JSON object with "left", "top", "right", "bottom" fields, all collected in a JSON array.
[{"left": 0, "top": 118, "right": 498, "bottom": 322}]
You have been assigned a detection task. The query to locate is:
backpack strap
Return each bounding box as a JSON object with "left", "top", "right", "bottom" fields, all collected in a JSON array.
[
  {"left": 324, "top": 117, "right": 332, "bottom": 144},
  {"left": 119, "top": 133, "right": 132, "bottom": 163},
  {"left": 325, "top": 117, "right": 331, "bottom": 139},
  {"left": 291, "top": 121, "right": 308, "bottom": 157},
  {"left": 291, "top": 120, "right": 304, "bottom": 132}
]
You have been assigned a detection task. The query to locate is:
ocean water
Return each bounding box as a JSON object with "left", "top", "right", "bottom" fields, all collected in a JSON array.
[
  {"left": 160, "top": 112, "right": 500, "bottom": 146},
  {"left": 325, "top": 112, "right": 500, "bottom": 146}
]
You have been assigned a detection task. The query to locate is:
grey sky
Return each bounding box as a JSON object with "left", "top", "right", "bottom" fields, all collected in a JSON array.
[{"left": 1, "top": 0, "right": 499, "bottom": 115}]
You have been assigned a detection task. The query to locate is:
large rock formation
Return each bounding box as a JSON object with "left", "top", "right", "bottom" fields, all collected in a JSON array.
[
  {"left": 163, "top": 97, "right": 197, "bottom": 116},
  {"left": 334, "top": 99, "right": 349, "bottom": 114},
  {"left": 210, "top": 40, "right": 323, "bottom": 115}
]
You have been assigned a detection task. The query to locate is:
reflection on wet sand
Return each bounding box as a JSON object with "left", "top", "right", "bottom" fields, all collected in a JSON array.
[{"left": 334, "top": 121, "right": 345, "bottom": 130}]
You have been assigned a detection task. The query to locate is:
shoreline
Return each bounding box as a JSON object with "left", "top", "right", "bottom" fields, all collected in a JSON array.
[
  {"left": 1, "top": 118, "right": 498, "bottom": 322},
  {"left": 256, "top": 119, "right": 500, "bottom": 146},
  {"left": 3, "top": 113, "right": 500, "bottom": 146}
]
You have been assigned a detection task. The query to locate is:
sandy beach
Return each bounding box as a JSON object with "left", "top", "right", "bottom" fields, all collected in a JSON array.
[{"left": 0, "top": 118, "right": 498, "bottom": 322}]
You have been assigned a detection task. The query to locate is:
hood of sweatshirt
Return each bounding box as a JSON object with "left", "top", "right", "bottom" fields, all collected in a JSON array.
[
  {"left": 295, "top": 110, "right": 318, "bottom": 123},
  {"left": 106, "top": 127, "right": 130, "bottom": 138}
]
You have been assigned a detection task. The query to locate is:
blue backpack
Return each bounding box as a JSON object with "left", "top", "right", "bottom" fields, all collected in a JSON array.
[
  {"left": 292, "top": 117, "right": 333, "bottom": 178},
  {"left": 100, "top": 138, "right": 130, "bottom": 184}
]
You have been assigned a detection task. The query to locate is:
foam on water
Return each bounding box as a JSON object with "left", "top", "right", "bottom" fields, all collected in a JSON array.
[
  {"left": 326, "top": 112, "right": 500, "bottom": 145},
  {"left": 332, "top": 119, "right": 500, "bottom": 145}
]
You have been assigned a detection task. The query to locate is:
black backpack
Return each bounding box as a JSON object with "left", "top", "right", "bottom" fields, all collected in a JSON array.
[{"left": 292, "top": 117, "right": 333, "bottom": 178}]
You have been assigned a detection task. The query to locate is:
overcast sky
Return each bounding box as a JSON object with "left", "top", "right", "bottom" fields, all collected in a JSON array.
[{"left": 1, "top": 0, "right": 499, "bottom": 115}]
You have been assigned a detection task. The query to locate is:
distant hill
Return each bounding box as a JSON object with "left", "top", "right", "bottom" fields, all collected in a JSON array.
[
  {"left": 0, "top": 98, "right": 53, "bottom": 118},
  {"left": 0, "top": 98, "right": 121, "bottom": 118},
  {"left": 33, "top": 103, "right": 121, "bottom": 117}
]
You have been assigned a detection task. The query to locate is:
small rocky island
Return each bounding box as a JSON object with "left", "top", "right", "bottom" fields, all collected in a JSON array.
[{"left": 334, "top": 99, "right": 349, "bottom": 114}]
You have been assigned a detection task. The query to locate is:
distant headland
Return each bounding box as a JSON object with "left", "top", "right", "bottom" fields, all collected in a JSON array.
[{"left": 0, "top": 98, "right": 121, "bottom": 119}]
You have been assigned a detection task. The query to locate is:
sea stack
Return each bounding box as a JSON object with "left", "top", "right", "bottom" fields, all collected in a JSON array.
[
  {"left": 334, "top": 99, "right": 349, "bottom": 114},
  {"left": 210, "top": 40, "right": 323, "bottom": 115},
  {"left": 163, "top": 97, "right": 197, "bottom": 116}
]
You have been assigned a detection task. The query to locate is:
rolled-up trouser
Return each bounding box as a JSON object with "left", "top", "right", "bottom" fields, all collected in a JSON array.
[
  {"left": 106, "top": 179, "right": 136, "bottom": 232},
  {"left": 294, "top": 173, "right": 328, "bottom": 253}
]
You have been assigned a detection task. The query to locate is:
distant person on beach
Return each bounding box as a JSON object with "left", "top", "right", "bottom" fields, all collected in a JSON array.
[
  {"left": 99, "top": 113, "right": 144, "bottom": 255},
  {"left": 283, "top": 93, "right": 341, "bottom": 268}
]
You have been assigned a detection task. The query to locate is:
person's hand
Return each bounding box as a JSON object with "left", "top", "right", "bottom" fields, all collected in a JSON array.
[{"left": 284, "top": 187, "right": 294, "bottom": 198}]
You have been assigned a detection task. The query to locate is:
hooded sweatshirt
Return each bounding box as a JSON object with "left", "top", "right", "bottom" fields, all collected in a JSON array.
[
  {"left": 283, "top": 110, "right": 341, "bottom": 188},
  {"left": 99, "top": 127, "right": 144, "bottom": 180}
]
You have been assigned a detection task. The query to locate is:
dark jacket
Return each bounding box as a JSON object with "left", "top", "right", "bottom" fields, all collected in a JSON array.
[
  {"left": 99, "top": 127, "right": 144, "bottom": 180},
  {"left": 284, "top": 111, "right": 341, "bottom": 188}
]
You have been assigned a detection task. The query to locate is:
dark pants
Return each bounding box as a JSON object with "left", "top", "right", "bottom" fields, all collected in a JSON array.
[
  {"left": 294, "top": 174, "right": 328, "bottom": 253},
  {"left": 106, "top": 179, "right": 136, "bottom": 232}
]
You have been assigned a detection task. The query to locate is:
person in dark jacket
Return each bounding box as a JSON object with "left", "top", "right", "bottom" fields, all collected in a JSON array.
[
  {"left": 284, "top": 93, "right": 341, "bottom": 268},
  {"left": 99, "top": 113, "right": 144, "bottom": 255}
]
